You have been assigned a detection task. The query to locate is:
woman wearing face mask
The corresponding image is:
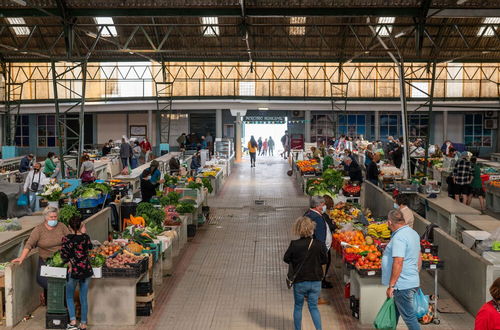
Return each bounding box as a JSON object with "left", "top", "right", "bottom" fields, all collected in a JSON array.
[
  {"left": 23, "top": 162, "right": 49, "bottom": 212},
  {"left": 11, "top": 206, "right": 71, "bottom": 304}
]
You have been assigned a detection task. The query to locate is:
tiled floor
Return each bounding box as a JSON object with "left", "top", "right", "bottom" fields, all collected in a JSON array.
[{"left": 11, "top": 155, "right": 475, "bottom": 330}]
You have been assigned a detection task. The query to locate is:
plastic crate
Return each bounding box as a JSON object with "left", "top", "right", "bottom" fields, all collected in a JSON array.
[
  {"left": 187, "top": 224, "right": 197, "bottom": 238},
  {"left": 355, "top": 266, "right": 381, "bottom": 277},
  {"left": 137, "top": 281, "right": 153, "bottom": 296},
  {"left": 102, "top": 257, "right": 147, "bottom": 278},
  {"left": 142, "top": 244, "right": 159, "bottom": 262},
  {"left": 46, "top": 312, "right": 69, "bottom": 329},
  {"left": 47, "top": 278, "right": 67, "bottom": 314},
  {"left": 136, "top": 302, "right": 153, "bottom": 316}
]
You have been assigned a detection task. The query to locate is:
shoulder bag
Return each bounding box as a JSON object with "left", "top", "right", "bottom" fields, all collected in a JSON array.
[
  {"left": 286, "top": 238, "right": 314, "bottom": 289},
  {"left": 30, "top": 172, "right": 41, "bottom": 192}
]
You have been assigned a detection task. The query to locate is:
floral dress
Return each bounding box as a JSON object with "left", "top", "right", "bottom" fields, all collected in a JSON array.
[{"left": 61, "top": 234, "right": 94, "bottom": 279}]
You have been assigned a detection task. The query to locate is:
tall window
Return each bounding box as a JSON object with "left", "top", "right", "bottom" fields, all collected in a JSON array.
[
  {"left": 37, "top": 115, "right": 56, "bottom": 147},
  {"left": 338, "top": 114, "right": 366, "bottom": 137},
  {"left": 379, "top": 114, "right": 400, "bottom": 139},
  {"left": 464, "top": 114, "right": 492, "bottom": 147},
  {"left": 311, "top": 114, "right": 334, "bottom": 143},
  {"left": 15, "top": 115, "right": 29, "bottom": 147},
  {"left": 408, "top": 114, "right": 429, "bottom": 139}
]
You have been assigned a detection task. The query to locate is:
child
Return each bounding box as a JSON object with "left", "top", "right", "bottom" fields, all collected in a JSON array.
[{"left": 61, "top": 216, "right": 93, "bottom": 330}]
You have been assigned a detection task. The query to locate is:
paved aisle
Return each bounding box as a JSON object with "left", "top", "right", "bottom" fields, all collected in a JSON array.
[{"left": 148, "top": 156, "right": 346, "bottom": 329}]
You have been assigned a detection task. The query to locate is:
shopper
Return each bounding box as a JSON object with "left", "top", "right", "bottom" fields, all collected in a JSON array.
[
  {"left": 80, "top": 155, "right": 95, "bottom": 183},
  {"left": 19, "top": 153, "right": 34, "bottom": 173},
  {"left": 119, "top": 137, "right": 132, "bottom": 168},
  {"left": 343, "top": 157, "right": 363, "bottom": 183},
  {"left": 322, "top": 148, "right": 335, "bottom": 172},
  {"left": 281, "top": 131, "right": 291, "bottom": 159},
  {"left": 61, "top": 215, "right": 93, "bottom": 330},
  {"left": 101, "top": 141, "right": 112, "bottom": 156},
  {"left": 262, "top": 138, "right": 268, "bottom": 156},
  {"left": 475, "top": 277, "right": 500, "bottom": 330},
  {"left": 23, "top": 162, "right": 49, "bottom": 212},
  {"left": 205, "top": 132, "right": 214, "bottom": 155},
  {"left": 468, "top": 157, "right": 486, "bottom": 212},
  {"left": 304, "top": 196, "right": 333, "bottom": 293},
  {"left": 283, "top": 216, "right": 328, "bottom": 330},
  {"left": 392, "top": 138, "right": 404, "bottom": 169},
  {"left": 169, "top": 156, "right": 181, "bottom": 176},
  {"left": 140, "top": 137, "right": 152, "bottom": 163},
  {"left": 140, "top": 168, "right": 157, "bottom": 203},
  {"left": 248, "top": 136, "right": 258, "bottom": 167},
  {"left": 382, "top": 209, "right": 421, "bottom": 330},
  {"left": 131, "top": 140, "right": 142, "bottom": 169},
  {"left": 177, "top": 133, "right": 187, "bottom": 150},
  {"left": 322, "top": 195, "right": 337, "bottom": 288},
  {"left": 12, "top": 206, "right": 71, "bottom": 304},
  {"left": 190, "top": 151, "right": 202, "bottom": 175},
  {"left": 257, "top": 137, "right": 263, "bottom": 156},
  {"left": 366, "top": 152, "right": 380, "bottom": 186},
  {"left": 394, "top": 194, "right": 414, "bottom": 228},
  {"left": 364, "top": 144, "right": 374, "bottom": 168},
  {"left": 441, "top": 140, "right": 454, "bottom": 155},
  {"left": 309, "top": 147, "right": 321, "bottom": 162},
  {"left": 268, "top": 136, "right": 275, "bottom": 156},
  {"left": 453, "top": 152, "right": 472, "bottom": 204},
  {"left": 199, "top": 136, "right": 208, "bottom": 150},
  {"left": 44, "top": 152, "right": 58, "bottom": 178},
  {"left": 148, "top": 160, "right": 163, "bottom": 185}
]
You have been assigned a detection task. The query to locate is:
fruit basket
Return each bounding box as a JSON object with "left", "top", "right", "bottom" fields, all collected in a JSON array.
[
  {"left": 342, "top": 184, "right": 361, "bottom": 197},
  {"left": 420, "top": 240, "right": 439, "bottom": 254}
]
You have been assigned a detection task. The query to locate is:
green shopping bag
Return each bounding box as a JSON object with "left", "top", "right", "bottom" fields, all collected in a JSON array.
[{"left": 374, "top": 298, "right": 397, "bottom": 330}]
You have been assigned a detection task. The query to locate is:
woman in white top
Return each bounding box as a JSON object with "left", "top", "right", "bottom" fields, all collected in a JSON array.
[{"left": 23, "top": 162, "right": 49, "bottom": 212}]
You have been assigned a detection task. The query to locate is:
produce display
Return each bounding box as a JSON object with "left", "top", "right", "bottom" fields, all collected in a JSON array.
[
  {"left": 306, "top": 169, "right": 344, "bottom": 197},
  {"left": 202, "top": 178, "right": 213, "bottom": 194},
  {"left": 379, "top": 165, "right": 402, "bottom": 177},
  {"left": 91, "top": 241, "right": 122, "bottom": 257},
  {"left": 163, "top": 174, "right": 179, "bottom": 187},
  {"left": 367, "top": 223, "right": 391, "bottom": 239},
  {"left": 0, "top": 218, "right": 22, "bottom": 231},
  {"left": 136, "top": 202, "right": 166, "bottom": 228},
  {"left": 296, "top": 160, "right": 319, "bottom": 174},
  {"left": 159, "top": 191, "right": 181, "bottom": 207},
  {"left": 342, "top": 183, "right": 361, "bottom": 196},
  {"left": 58, "top": 205, "right": 81, "bottom": 225},
  {"left": 46, "top": 251, "right": 65, "bottom": 267},
  {"left": 175, "top": 200, "right": 196, "bottom": 214},
  {"left": 328, "top": 203, "right": 361, "bottom": 225},
  {"left": 105, "top": 253, "right": 144, "bottom": 269},
  {"left": 90, "top": 254, "right": 106, "bottom": 268}
]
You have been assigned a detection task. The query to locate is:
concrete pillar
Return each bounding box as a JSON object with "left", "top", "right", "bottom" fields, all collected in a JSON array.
[
  {"left": 443, "top": 110, "right": 448, "bottom": 141},
  {"left": 304, "top": 110, "right": 311, "bottom": 143},
  {"left": 147, "top": 110, "right": 153, "bottom": 142},
  {"left": 374, "top": 110, "right": 380, "bottom": 140},
  {"left": 235, "top": 112, "right": 242, "bottom": 161},
  {"left": 216, "top": 109, "right": 223, "bottom": 138}
]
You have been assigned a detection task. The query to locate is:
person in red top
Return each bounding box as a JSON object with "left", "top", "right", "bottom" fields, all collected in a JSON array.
[
  {"left": 475, "top": 277, "right": 500, "bottom": 330},
  {"left": 140, "top": 137, "right": 152, "bottom": 163}
]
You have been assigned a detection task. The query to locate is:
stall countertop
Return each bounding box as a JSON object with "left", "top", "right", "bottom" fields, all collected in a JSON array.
[
  {"left": 455, "top": 214, "right": 500, "bottom": 233},
  {"left": 419, "top": 193, "right": 482, "bottom": 216},
  {"left": 0, "top": 215, "right": 44, "bottom": 250}
]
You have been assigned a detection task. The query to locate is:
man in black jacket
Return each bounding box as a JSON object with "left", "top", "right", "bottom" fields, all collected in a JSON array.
[
  {"left": 343, "top": 157, "right": 363, "bottom": 183},
  {"left": 366, "top": 152, "right": 381, "bottom": 186}
]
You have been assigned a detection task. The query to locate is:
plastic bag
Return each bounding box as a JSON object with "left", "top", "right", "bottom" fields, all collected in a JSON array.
[
  {"left": 17, "top": 194, "right": 28, "bottom": 207},
  {"left": 414, "top": 288, "right": 429, "bottom": 318},
  {"left": 374, "top": 298, "right": 397, "bottom": 330},
  {"left": 477, "top": 227, "right": 500, "bottom": 254}
]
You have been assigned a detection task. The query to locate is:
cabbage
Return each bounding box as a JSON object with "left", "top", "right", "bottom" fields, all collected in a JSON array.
[{"left": 81, "top": 188, "right": 100, "bottom": 198}]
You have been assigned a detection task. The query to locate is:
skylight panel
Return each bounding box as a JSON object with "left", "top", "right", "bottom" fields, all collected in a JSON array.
[
  {"left": 202, "top": 17, "right": 219, "bottom": 37},
  {"left": 376, "top": 17, "right": 395, "bottom": 37},
  {"left": 289, "top": 17, "right": 306, "bottom": 35},
  {"left": 477, "top": 17, "right": 500, "bottom": 37},
  {"left": 94, "top": 17, "right": 118, "bottom": 37},
  {"left": 6, "top": 17, "right": 30, "bottom": 36}
]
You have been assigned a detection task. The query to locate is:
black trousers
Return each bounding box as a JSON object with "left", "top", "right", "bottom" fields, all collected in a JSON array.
[{"left": 323, "top": 249, "right": 331, "bottom": 281}]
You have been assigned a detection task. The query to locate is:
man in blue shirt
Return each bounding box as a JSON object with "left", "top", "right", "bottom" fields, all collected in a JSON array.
[
  {"left": 382, "top": 209, "right": 422, "bottom": 330},
  {"left": 19, "top": 154, "right": 34, "bottom": 173}
]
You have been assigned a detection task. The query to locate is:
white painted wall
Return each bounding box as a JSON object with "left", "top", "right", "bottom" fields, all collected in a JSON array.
[
  {"left": 96, "top": 113, "right": 127, "bottom": 144},
  {"left": 433, "top": 113, "right": 444, "bottom": 145}
]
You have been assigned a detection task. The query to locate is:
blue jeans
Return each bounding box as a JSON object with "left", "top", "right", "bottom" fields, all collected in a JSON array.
[
  {"left": 293, "top": 281, "right": 322, "bottom": 330},
  {"left": 394, "top": 288, "right": 421, "bottom": 330},
  {"left": 28, "top": 191, "right": 41, "bottom": 212},
  {"left": 130, "top": 158, "right": 138, "bottom": 169},
  {"left": 66, "top": 277, "right": 91, "bottom": 324}
]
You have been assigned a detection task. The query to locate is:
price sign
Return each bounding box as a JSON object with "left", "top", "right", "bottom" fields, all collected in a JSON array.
[
  {"left": 367, "top": 271, "right": 376, "bottom": 276},
  {"left": 430, "top": 264, "right": 436, "bottom": 270}
]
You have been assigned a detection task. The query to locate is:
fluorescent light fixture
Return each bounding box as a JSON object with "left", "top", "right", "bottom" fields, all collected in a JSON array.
[
  {"left": 6, "top": 17, "right": 30, "bottom": 36},
  {"left": 376, "top": 17, "right": 395, "bottom": 37},
  {"left": 258, "top": 107, "right": 269, "bottom": 111},
  {"left": 395, "top": 31, "right": 406, "bottom": 38},
  {"left": 94, "top": 17, "right": 118, "bottom": 37},
  {"left": 289, "top": 17, "right": 306, "bottom": 35},
  {"left": 10, "top": 0, "right": 27, "bottom": 6},
  {"left": 478, "top": 17, "right": 500, "bottom": 37},
  {"left": 202, "top": 17, "right": 219, "bottom": 37},
  {"left": 456, "top": 0, "right": 469, "bottom": 4}
]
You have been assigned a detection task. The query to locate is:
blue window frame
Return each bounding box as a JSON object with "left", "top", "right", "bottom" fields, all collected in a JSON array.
[
  {"left": 464, "top": 113, "right": 492, "bottom": 147},
  {"left": 15, "top": 115, "right": 30, "bottom": 147},
  {"left": 338, "top": 114, "right": 367, "bottom": 138},
  {"left": 37, "top": 114, "right": 57, "bottom": 147}
]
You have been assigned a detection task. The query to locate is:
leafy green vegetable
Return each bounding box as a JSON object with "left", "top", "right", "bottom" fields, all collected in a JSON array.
[
  {"left": 175, "top": 201, "right": 196, "bottom": 214},
  {"left": 187, "top": 182, "right": 203, "bottom": 190},
  {"left": 58, "top": 205, "right": 81, "bottom": 226},
  {"left": 202, "top": 178, "right": 213, "bottom": 194},
  {"left": 90, "top": 254, "right": 106, "bottom": 268},
  {"left": 86, "top": 182, "right": 111, "bottom": 194},
  {"left": 163, "top": 174, "right": 178, "bottom": 186},
  {"left": 322, "top": 169, "right": 345, "bottom": 193},
  {"left": 46, "top": 251, "right": 65, "bottom": 267},
  {"left": 81, "top": 188, "right": 100, "bottom": 199},
  {"left": 136, "top": 202, "right": 165, "bottom": 228},
  {"left": 159, "top": 191, "right": 181, "bottom": 206}
]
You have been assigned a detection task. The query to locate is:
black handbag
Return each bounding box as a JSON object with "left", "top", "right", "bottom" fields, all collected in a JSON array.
[
  {"left": 30, "top": 172, "right": 41, "bottom": 192},
  {"left": 286, "top": 238, "right": 313, "bottom": 289}
]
